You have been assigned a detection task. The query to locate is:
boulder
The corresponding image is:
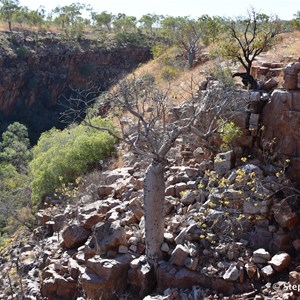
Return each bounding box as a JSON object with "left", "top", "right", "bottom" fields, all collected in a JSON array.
[
  {"left": 184, "top": 257, "right": 199, "bottom": 271},
  {"left": 174, "top": 183, "right": 188, "bottom": 197},
  {"left": 97, "top": 185, "right": 115, "bottom": 197},
  {"left": 88, "top": 221, "right": 127, "bottom": 254},
  {"left": 289, "top": 271, "right": 300, "bottom": 295},
  {"left": 170, "top": 245, "right": 189, "bottom": 267},
  {"left": 61, "top": 224, "right": 91, "bottom": 249},
  {"left": 157, "top": 262, "right": 208, "bottom": 292},
  {"left": 41, "top": 270, "right": 77, "bottom": 299},
  {"left": 272, "top": 199, "right": 299, "bottom": 230},
  {"left": 283, "top": 62, "right": 300, "bottom": 90},
  {"left": 181, "top": 191, "right": 197, "bottom": 206},
  {"left": 268, "top": 252, "right": 291, "bottom": 272},
  {"left": 252, "top": 248, "right": 271, "bottom": 264},
  {"left": 223, "top": 264, "right": 240, "bottom": 281},
  {"left": 214, "top": 151, "right": 235, "bottom": 176},
  {"left": 261, "top": 89, "right": 300, "bottom": 183},
  {"left": 83, "top": 214, "right": 104, "bottom": 229},
  {"left": 83, "top": 254, "right": 133, "bottom": 299},
  {"left": 261, "top": 265, "right": 275, "bottom": 278},
  {"left": 262, "top": 78, "right": 278, "bottom": 91}
]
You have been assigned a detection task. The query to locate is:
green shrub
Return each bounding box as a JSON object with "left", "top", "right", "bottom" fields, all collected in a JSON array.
[
  {"left": 151, "top": 43, "right": 169, "bottom": 59},
  {"left": 0, "top": 122, "right": 32, "bottom": 172},
  {"left": 219, "top": 121, "right": 242, "bottom": 151},
  {"left": 0, "top": 162, "right": 31, "bottom": 234},
  {"left": 115, "top": 31, "right": 147, "bottom": 46},
  {"left": 30, "top": 117, "right": 116, "bottom": 203}
]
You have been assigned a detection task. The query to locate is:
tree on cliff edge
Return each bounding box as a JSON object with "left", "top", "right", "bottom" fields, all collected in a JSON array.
[
  {"left": 62, "top": 76, "right": 242, "bottom": 270},
  {"left": 0, "top": 0, "right": 20, "bottom": 31},
  {"left": 219, "top": 9, "right": 280, "bottom": 89}
]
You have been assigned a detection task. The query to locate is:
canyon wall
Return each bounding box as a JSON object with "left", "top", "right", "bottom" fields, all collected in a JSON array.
[{"left": 0, "top": 31, "right": 151, "bottom": 142}]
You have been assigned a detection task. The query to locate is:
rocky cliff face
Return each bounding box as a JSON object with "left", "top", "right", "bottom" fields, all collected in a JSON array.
[
  {"left": 0, "top": 31, "right": 151, "bottom": 142},
  {"left": 261, "top": 62, "right": 300, "bottom": 183},
  {"left": 213, "top": 60, "right": 300, "bottom": 186}
]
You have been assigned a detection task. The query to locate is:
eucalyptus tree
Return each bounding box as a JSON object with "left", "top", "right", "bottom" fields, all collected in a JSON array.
[
  {"left": 139, "top": 13, "right": 161, "bottom": 34},
  {"left": 92, "top": 11, "right": 113, "bottom": 31},
  {"left": 113, "top": 13, "right": 137, "bottom": 32},
  {"left": 0, "top": 0, "right": 20, "bottom": 31},
  {"left": 161, "top": 16, "right": 206, "bottom": 67},
  {"left": 292, "top": 11, "right": 300, "bottom": 30},
  {"left": 52, "top": 2, "right": 90, "bottom": 29},
  {"left": 13, "top": 6, "right": 44, "bottom": 27}
]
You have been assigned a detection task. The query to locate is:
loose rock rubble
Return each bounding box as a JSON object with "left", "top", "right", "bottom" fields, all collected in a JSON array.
[{"left": 1, "top": 61, "right": 300, "bottom": 300}]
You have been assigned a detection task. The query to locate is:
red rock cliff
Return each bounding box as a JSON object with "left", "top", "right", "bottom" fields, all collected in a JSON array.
[{"left": 0, "top": 32, "right": 151, "bottom": 113}]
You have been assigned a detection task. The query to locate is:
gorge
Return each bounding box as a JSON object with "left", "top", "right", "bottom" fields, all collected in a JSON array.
[{"left": 0, "top": 31, "right": 151, "bottom": 143}]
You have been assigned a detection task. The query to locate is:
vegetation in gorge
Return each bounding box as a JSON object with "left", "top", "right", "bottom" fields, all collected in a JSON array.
[
  {"left": 30, "top": 117, "right": 116, "bottom": 203},
  {"left": 0, "top": 117, "right": 116, "bottom": 241}
]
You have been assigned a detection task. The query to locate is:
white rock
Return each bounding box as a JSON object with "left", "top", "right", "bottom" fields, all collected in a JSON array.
[
  {"left": 223, "top": 264, "right": 240, "bottom": 281},
  {"left": 252, "top": 248, "right": 271, "bottom": 264}
]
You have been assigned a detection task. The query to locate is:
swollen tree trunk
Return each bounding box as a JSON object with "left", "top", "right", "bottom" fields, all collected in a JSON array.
[
  {"left": 188, "top": 47, "right": 196, "bottom": 68},
  {"left": 144, "top": 161, "right": 165, "bottom": 266}
]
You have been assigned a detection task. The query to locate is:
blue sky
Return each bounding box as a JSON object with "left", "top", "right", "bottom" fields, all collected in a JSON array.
[{"left": 19, "top": 0, "right": 299, "bottom": 20}]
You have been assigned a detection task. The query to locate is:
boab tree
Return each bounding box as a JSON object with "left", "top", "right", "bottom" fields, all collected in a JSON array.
[
  {"left": 62, "top": 76, "right": 243, "bottom": 267},
  {"left": 219, "top": 9, "right": 280, "bottom": 90}
]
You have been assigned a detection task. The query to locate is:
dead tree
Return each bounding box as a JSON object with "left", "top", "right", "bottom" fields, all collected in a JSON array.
[{"left": 62, "top": 76, "right": 244, "bottom": 268}]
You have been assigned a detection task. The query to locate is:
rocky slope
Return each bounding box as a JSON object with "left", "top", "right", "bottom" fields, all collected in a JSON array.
[
  {"left": 1, "top": 136, "right": 300, "bottom": 300},
  {"left": 1, "top": 61, "right": 300, "bottom": 299},
  {"left": 0, "top": 31, "right": 151, "bottom": 142}
]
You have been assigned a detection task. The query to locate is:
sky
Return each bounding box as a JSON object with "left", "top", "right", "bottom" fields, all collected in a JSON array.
[{"left": 18, "top": 0, "right": 299, "bottom": 20}]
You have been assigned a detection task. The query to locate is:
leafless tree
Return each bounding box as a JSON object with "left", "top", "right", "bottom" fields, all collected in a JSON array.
[{"left": 62, "top": 75, "right": 244, "bottom": 268}]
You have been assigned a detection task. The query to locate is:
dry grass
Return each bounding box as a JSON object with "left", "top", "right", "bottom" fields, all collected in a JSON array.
[
  {"left": 106, "top": 31, "right": 300, "bottom": 156},
  {"left": 254, "top": 31, "right": 300, "bottom": 64},
  {"left": 133, "top": 30, "right": 300, "bottom": 103},
  {"left": 0, "top": 21, "right": 86, "bottom": 34},
  {"left": 132, "top": 54, "right": 208, "bottom": 105}
]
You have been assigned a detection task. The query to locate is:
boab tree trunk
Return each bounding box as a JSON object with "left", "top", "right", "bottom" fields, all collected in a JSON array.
[{"left": 143, "top": 161, "right": 165, "bottom": 266}]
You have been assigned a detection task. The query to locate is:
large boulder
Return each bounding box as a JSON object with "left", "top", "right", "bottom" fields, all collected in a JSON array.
[
  {"left": 62, "top": 224, "right": 91, "bottom": 249},
  {"left": 41, "top": 269, "right": 77, "bottom": 299},
  {"left": 82, "top": 254, "right": 133, "bottom": 300},
  {"left": 214, "top": 151, "right": 235, "bottom": 176},
  {"left": 88, "top": 221, "right": 127, "bottom": 254},
  {"left": 268, "top": 252, "right": 291, "bottom": 272},
  {"left": 283, "top": 62, "right": 300, "bottom": 90}
]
